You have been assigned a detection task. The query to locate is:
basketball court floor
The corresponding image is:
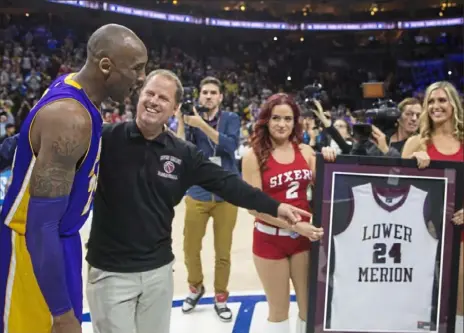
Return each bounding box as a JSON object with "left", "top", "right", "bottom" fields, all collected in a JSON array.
[{"left": 80, "top": 199, "right": 300, "bottom": 333}]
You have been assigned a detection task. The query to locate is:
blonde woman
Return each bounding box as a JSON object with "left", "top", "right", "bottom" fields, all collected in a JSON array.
[{"left": 402, "top": 81, "right": 463, "bottom": 331}]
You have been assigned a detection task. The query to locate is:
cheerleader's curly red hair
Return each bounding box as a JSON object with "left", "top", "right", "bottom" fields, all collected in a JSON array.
[{"left": 250, "top": 93, "right": 303, "bottom": 171}]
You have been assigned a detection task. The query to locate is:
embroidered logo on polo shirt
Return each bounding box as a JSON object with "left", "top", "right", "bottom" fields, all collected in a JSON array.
[
  {"left": 158, "top": 155, "right": 182, "bottom": 180},
  {"left": 163, "top": 161, "right": 175, "bottom": 174}
]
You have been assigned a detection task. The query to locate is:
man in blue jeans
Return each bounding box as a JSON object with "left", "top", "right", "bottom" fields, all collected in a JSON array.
[{"left": 177, "top": 76, "right": 240, "bottom": 322}]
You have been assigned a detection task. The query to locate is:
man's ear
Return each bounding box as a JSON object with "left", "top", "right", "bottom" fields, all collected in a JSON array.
[{"left": 99, "top": 58, "right": 112, "bottom": 76}]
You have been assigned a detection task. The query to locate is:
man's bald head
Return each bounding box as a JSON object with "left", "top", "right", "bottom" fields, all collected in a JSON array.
[
  {"left": 86, "top": 23, "right": 145, "bottom": 62},
  {"left": 83, "top": 24, "right": 148, "bottom": 103}
]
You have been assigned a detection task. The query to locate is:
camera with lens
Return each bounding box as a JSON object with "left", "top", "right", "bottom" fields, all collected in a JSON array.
[
  {"left": 299, "top": 82, "right": 327, "bottom": 127},
  {"left": 353, "top": 99, "right": 400, "bottom": 134},
  {"left": 180, "top": 86, "right": 209, "bottom": 116},
  {"left": 303, "top": 82, "right": 325, "bottom": 101},
  {"left": 350, "top": 99, "right": 401, "bottom": 156}
]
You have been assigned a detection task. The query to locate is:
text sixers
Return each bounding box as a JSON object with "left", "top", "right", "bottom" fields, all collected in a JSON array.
[{"left": 269, "top": 169, "right": 312, "bottom": 188}]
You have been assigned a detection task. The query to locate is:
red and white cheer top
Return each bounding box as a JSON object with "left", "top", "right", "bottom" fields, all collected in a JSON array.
[{"left": 256, "top": 144, "right": 313, "bottom": 227}]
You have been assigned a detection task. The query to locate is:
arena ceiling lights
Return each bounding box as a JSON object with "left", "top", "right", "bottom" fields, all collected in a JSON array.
[{"left": 46, "top": 0, "right": 464, "bottom": 31}]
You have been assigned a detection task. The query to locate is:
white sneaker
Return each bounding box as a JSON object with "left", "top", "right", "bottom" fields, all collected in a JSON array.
[
  {"left": 214, "top": 293, "right": 232, "bottom": 322},
  {"left": 182, "top": 285, "right": 205, "bottom": 313}
]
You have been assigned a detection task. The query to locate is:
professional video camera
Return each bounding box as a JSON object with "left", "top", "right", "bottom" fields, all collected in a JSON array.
[
  {"left": 349, "top": 99, "right": 400, "bottom": 156},
  {"left": 298, "top": 82, "right": 328, "bottom": 127},
  {"left": 365, "top": 99, "right": 401, "bottom": 128},
  {"left": 303, "top": 82, "right": 325, "bottom": 101},
  {"left": 180, "top": 86, "right": 209, "bottom": 116},
  {"left": 353, "top": 99, "right": 401, "bottom": 136}
]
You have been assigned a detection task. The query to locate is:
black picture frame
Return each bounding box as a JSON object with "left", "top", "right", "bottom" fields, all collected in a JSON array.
[{"left": 307, "top": 154, "right": 463, "bottom": 333}]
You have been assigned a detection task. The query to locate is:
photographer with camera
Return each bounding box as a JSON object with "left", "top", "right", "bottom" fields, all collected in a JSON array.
[
  {"left": 298, "top": 83, "right": 352, "bottom": 154},
  {"left": 176, "top": 76, "right": 240, "bottom": 322},
  {"left": 351, "top": 97, "right": 421, "bottom": 157},
  {"left": 308, "top": 99, "right": 353, "bottom": 154},
  {"left": 367, "top": 97, "right": 422, "bottom": 156}
]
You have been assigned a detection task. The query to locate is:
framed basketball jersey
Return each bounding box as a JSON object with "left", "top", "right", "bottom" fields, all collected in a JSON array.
[{"left": 307, "top": 155, "right": 463, "bottom": 333}]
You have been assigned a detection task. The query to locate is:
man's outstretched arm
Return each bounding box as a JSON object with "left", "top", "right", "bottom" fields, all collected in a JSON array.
[
  {"left": 188, "top": 146, "right": 311, "bottom": 223},
  {"left": 25, "top": 99, "right": 91, "bottom": 324}
]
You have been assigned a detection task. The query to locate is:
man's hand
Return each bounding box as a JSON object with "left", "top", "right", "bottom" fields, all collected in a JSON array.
[
  {"left": 311, "top": 99, "right": 331, "bottom": 128},
  {"left": 183, "top": 107, "right": 206, "bottom": 128},
  {"left": 292, "top": 222, "right": 324, "bottom": 242},
  {"left": 277, "top": 203, "right": 312, "bottom": 224},
  {"left": 370, "top": 125, "right": 389, "bottom": 154},
  {"left": 320, "top": 146, "right": 337, "bottom": 162},
  {"left": 452, "top": 208, "right": 463, "bottom": 226},
  {"left": 51, "top": 310, "right": 81, "bottom": 333}
]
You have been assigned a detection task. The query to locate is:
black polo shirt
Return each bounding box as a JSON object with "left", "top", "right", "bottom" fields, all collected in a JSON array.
[{"left": 86, "top": 121, "right": 280, "bottom": 273}]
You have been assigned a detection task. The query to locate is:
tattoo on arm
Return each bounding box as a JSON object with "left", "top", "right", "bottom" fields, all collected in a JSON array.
[
  {"left": 29, "top": 105, "right": 91, "bottom": 198},
  {"left": 30, "top": 163, "right": 76, "bottom": 197}
]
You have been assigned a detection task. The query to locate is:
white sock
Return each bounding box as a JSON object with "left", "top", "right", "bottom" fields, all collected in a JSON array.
[
  {"left": 455, "top": 315, "right": 463, "bottom": 333},
  {"left": 296, "top": 316, "right": 306, "bottom": 333},
  {"left": 264, "top": 319, "right": 290, "bottom": 333}
]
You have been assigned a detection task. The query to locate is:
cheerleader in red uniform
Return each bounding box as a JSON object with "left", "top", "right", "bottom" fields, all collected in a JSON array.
[
  {"left": 242, "top": 93, "right": 336, "bottom": 333},
  {"left": 403, "top": 81, "right": 464, "bottom": 332}
]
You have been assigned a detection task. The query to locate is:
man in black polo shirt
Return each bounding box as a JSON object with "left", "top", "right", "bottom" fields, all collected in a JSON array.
[{"left": 85, "top": 69, "right": 320, "bottom": 333}]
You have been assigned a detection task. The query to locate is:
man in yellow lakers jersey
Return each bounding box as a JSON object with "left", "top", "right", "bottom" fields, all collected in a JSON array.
[{"left": 0, "top": 24, "right": 147, "bottom": 333}]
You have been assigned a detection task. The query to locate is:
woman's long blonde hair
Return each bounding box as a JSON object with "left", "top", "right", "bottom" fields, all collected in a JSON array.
[{"left": 419, "top": 81, "right": 464, "bottom": 149}]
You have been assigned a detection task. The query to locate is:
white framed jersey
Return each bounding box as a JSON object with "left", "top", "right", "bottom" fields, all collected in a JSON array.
[{"left": 328, "top": 182, "right": 439, "bottom": 331}]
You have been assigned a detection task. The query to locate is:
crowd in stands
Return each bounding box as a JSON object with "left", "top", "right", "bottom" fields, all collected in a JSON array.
[
  {"left": 104, "top": 0, "right": 464, "bottom": 23},
  {"left": 0, "top": 11, "right": 462, "bottom": 159}
]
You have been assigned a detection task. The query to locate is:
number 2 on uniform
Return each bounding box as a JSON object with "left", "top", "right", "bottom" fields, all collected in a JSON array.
[
  {"left": 286, "top": 181, "right": 299, "bottom": 199},
  {"left": 373, "top": 243, "right": 402, "bottom": 264}
]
